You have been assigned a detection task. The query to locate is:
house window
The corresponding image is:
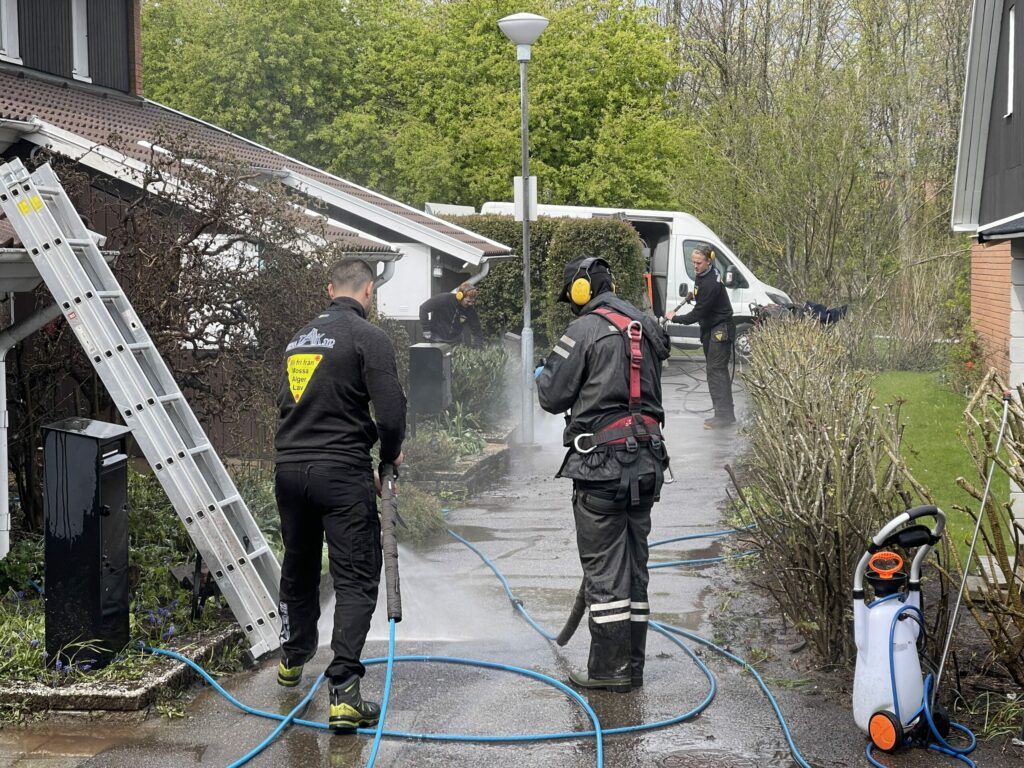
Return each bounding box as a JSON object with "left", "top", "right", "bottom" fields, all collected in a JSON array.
[
  {"left": 0, "top": 0, "right": 21, "bottom": 64},
  {"left": 1008, "top": 6, "right": 1016, "bottom": 117},
  {"left": 72, "top": 0, "right": 90, "bottom": 81}
]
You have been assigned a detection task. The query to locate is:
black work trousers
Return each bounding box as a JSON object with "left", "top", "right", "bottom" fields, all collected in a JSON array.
[
  {"left": 573, "top": 475, "right": 655, "bottom": 682},
  {"left": 276, "top": 462, "right": 381, "bottom": 682},
  {"left": 702, "top": 322, "right": 735, "bottom": 420}
]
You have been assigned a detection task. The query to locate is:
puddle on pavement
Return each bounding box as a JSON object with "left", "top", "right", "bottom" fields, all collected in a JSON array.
[
  {"left": 658, "top": 751, "right": 762, "bottom": 768},
  {"left": 0, "top": 723, "right": 141, "bottom": 758}
]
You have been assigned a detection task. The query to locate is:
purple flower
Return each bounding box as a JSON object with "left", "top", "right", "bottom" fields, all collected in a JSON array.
[
  {"left": 162, "top": 625, "right": 176, "bottom": 640},
  {"left": 29, "top": 639, "right": 39, "bottom": 650},
  {"left": 55, "top": 659, "right": 63, "bottom": 671},
  {"left": 81, "top": 663, "right": 92, "bottom": 672},
  {"left": 41, "top": 651, "right": 49, "bottom": 660}
]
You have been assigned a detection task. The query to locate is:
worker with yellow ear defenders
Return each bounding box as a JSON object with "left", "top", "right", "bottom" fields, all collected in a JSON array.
[
  {"left": 418, "top": 281, "right": 484, "bottom": 347},
  {"left": 664, "top": 245, "right": 735, "bottom": 429},
  {"left": 536, "top": 254, "right": 672, "bottom": 694},
  {"left": 563, "top": 257, "right": 616, "bottom": 313}
]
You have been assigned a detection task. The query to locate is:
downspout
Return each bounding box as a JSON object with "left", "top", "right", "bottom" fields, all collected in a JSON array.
[
  {"left": 0, "top": 303, "right": 63, "bottom": 559},
  {"left": 374, "top": 258, "right": 397, "bottom": 289},
  {"left": 465, "top": 259, "right": 491, "bottom": 287}
]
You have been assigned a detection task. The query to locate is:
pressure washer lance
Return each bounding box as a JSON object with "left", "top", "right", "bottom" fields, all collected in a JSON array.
[
  {"left": 934, "top": 390, "right": 1012, "bottom": 693},
  {"left": 658, "top": 299, "right": 689, "bottom": 328},
  {"left": 379, "top": 462, "right": 403, "bottom": 622},
  {"left": 556, "top": 583, "right": 587, "bottom": 646}
]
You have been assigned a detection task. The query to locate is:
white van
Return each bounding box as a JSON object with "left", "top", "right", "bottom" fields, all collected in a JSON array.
[{"left": 475, "top": 202, "right": 793, "bottom": 353}]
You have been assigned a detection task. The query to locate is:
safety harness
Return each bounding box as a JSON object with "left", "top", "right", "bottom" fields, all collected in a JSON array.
[{"left": 572, "top": 307, "right": 665, "bottom": 504}]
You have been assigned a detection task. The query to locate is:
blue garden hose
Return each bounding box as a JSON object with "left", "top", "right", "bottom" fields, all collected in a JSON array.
[{"left": 145, "top": 522, "right": 816, "bottom": 768}]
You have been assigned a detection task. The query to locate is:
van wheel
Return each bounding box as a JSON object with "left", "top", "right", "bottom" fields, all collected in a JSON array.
[{"left": 734, "top": 322, "right": 753, "bottom": 361}]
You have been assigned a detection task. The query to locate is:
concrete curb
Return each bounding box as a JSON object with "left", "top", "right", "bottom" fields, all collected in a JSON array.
[
  {"left": 405, "top": 440, "right": 510, "bottom": 496},
  {"left": 0, "top": 624, "right": 243, "bottom": 713}
]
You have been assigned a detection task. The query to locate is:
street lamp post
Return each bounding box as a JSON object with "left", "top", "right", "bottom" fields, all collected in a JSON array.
[{"left": 498, "top": 12, "right": 548, "bottom": 446}]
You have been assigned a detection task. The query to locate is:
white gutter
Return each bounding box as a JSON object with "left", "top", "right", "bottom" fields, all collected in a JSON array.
[
  {"left": 16, "top": 120, "right": 399, "bottom": 257},
  {"left": 134, "top": 97, "right": 511, "bottom": 260},
  {"left": 280, "top": 170, "right": 509, "bottom": 266},
  {"left": 0, "top": 303, "right": 63, "bottom": 559}
]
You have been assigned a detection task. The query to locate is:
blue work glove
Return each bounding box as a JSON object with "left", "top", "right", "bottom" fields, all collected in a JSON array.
[{"left": 534, "top": 365, "right": 544, "bottom": 379}]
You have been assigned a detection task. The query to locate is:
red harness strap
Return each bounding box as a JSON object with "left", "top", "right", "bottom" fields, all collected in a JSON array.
[{"left": 592, "top": 307, "right": 643, "bottom": 413}]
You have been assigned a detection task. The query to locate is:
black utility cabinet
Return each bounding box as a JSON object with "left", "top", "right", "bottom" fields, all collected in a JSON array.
[
  {"left": 409, "top": 342, "right": 453, "bottom": 414},
  {"left": 43, "top": 418, "right": 132, "bottom": 669}
]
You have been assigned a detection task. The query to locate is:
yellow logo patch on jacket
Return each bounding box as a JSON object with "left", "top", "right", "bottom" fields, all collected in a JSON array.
[{"left": 287, "top": 354, "right": 323, "bottom": 402}]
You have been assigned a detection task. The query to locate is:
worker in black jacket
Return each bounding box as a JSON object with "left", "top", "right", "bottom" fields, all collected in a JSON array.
[
  {"left": 274, "top": 259, "right": 406, "bottom": 732},
  {"left": 418, "top": 282, "right": 484, "bottom": 346},
  {"left": 537, "top": 256, "right": 671, "bottom": 693},
  {"left": 666, "top": 245, "right": 735, "bottom": 428}
]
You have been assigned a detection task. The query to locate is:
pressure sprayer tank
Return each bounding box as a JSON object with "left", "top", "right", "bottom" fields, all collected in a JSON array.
[
  {"left": 852, "top": 572, "right": 923, "bottom": 732},
  {"left": 851, "top": 506, "right": 944, "bottom": 744}
]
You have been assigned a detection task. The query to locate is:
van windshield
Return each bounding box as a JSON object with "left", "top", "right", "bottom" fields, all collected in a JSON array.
[{"left": 683, "top": 240, "right": 732, "bottom": 281}]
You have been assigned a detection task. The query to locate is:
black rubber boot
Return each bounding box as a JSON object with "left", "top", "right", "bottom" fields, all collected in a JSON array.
[
  {"left": 329, "top": 674, "right": 381, "bottom": 731},
  {"left": 630, "top": 621, "right": 647, "bottom": 688},
  {"left": 572, "top": 619, "right": 631, "bottom": 693},
  {"left": 568, "top": 669, "right": 631, "bottom": 693}
]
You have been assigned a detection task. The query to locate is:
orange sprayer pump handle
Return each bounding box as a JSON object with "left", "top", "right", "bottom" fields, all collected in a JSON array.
[{"left": 868, "top": 551, "right": 904, "bottom": 580}]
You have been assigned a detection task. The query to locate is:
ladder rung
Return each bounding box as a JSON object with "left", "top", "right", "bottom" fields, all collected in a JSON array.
[{"left": 0, "top": 157, "right": 282, "bottom": 659}]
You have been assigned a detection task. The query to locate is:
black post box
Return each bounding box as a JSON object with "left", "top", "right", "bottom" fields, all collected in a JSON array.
[
  {"left": 409, "top": 342, "right": 453, "bottom": 414},
  {"left": 43, "top": 418, "right": 132, "bottom": 669}
]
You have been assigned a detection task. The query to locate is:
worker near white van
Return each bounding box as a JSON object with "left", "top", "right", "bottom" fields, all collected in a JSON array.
[{"left": 665, "top": 245, "right": 736, "bottom": 429}]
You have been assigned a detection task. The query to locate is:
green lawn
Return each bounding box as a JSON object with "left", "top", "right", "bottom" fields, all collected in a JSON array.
[{"left": 870, "top": 371, "right": 1008, "bottom": 548}]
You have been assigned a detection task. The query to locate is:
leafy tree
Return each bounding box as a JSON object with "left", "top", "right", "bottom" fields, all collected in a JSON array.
[{"left": 143, "top": 0, "right": 699, "bottom": 210}]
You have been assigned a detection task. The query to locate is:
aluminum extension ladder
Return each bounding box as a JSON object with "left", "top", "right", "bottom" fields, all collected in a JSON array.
[{"left": 0, "top": 158, "right": 281, "bottom": 658}]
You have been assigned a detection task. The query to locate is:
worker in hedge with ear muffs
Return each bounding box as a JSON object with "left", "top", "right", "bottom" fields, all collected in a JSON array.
[
  {"left": 418, "top": 282, "right": 485, "bottom": 347},
  {"left": 664, "top": 245, "right": 736, "bottom": 429},
  {"left": 536, "top": 256, "right": 671, "bottom": 693}
]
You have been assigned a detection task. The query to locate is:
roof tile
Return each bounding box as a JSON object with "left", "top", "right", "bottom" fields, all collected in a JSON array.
[{"left": 0, "top": 70, "right": 508, "bottom": 257}]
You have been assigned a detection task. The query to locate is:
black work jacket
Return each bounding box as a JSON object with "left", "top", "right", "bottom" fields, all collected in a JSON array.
[
  {"left": 419, "top": 293, "right": 484, "bottom": 346},
  {"left": 537, "top": 293, "right": 671, "bottom": 481},
  {"left": 672, "top": 266, "right": 733, "bottom": 338},
  {"left": 275, "top": 297, "right": 406, "bottom": 468}
]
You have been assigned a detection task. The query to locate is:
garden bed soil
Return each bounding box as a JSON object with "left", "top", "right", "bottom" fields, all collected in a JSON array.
[
  {"left": 0, "top": 624, "right": 242, "bottom": 714},
  {"left": 404, "top": 437, "right": 510, "bottom": 497}
]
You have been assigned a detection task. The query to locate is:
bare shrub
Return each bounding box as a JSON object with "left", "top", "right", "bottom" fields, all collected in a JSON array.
[
  {"left": 731, "top": 318, "right": 937, "bottom": 663},
  {"left": 8, "top": 135, "right": 366, "bottom": 529},
  {"left": 834, "top": 255, "right": 961, "bottom": 372},
  {"left": 956, "top": 371, "right": 1024, "bottom": 687}
]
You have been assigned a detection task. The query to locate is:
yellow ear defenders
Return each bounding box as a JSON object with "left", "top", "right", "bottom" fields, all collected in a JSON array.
[
  {"left": 455, "top": 288, "right": 465, "bottom": 301},
  {"left": 569, "top": 258, "right": 612, "bottom": 306}
]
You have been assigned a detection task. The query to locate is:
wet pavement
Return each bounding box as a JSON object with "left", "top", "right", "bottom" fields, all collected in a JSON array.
[{"left": 2, "top": 356, "right": 1021, "bottom": 767}]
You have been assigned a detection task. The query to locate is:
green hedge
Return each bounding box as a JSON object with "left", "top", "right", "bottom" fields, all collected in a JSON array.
[
  {"left": 447, "top": 215, "right": 560, "bottom": 344},
  {"left": 542, "top": 218, "right": 646, "bottom": 342},
  {"left": 446, "top": 214, "right": 646, "bottom": 347}
]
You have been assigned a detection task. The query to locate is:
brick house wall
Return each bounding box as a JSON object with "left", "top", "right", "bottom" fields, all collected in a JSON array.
[{"left": 971, "top": 239, "right": 1012, "bottom": 379}]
